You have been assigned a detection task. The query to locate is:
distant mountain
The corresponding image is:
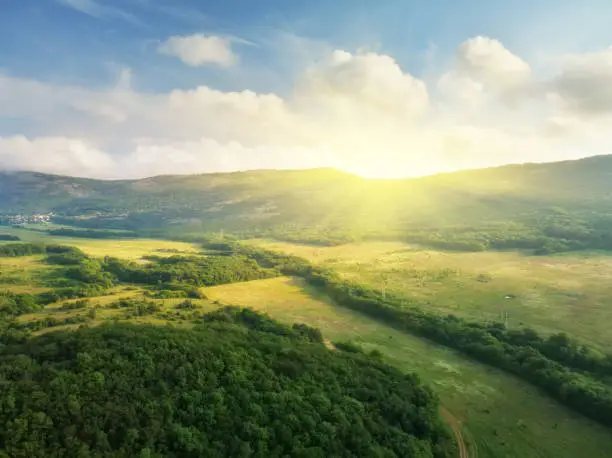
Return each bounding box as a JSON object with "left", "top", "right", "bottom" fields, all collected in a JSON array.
[{"left": 3, "top": 156, "right": 612, "bottom": 250}]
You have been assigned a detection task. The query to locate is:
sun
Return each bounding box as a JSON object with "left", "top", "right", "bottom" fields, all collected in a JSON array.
[{"left": 338, "top": 155, "right": 446, "bottom": 179}]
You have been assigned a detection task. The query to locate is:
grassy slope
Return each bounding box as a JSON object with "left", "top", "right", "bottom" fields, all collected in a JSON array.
[
  {"left": 0, "top": 256, "right": 54, "bottom": 293},
  {"left": 250, "top": 239, "right": 612, "bottom": 351},
  {"left": 205, "top": 277, "right": 612, "bottom": 458}
]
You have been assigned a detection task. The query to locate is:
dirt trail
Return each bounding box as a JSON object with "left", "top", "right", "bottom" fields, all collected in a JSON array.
[
  {"left": 323, "top": 339, "right": 337, "bottom": 350},
  {"left": 440, "top": 407, "right": 469, "bottom": 458}
]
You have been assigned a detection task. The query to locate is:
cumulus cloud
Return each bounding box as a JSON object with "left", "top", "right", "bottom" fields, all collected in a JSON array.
[
  {"left": 452, "top": 37, "right": 532, "bottom": 104},
  {"left": 158, "top": 34, "right": 237, "bottom": 67},
  {"left": 1, "top": 37, "right": 611, "bottom": 179},
  {"left": 298, "top": 50, "right": 429, "bottom": 119}
]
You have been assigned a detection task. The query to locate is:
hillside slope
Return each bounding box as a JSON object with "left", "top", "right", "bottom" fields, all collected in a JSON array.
[{"left": 3, "top": 155, "right": 612, "bottom": 249}]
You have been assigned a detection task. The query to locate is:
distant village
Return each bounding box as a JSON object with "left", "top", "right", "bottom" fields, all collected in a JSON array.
[{"left": 0, "top": 213, "right": 54, "bottom": 225}]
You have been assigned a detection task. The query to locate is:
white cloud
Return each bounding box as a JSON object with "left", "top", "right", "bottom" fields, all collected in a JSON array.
[
  {"left": 552, "top": 47, "right": 612, "bottom": 116},
  {"left": 158, "top": 34, "right": 237, "bottom": 67},
  {"left": 1, "top": 37, "right": 612, "bottom": 179},
  {"left": 455, "top": 36, "right": 532, "bottom": 103},
  {"left": 437, "top": 71, "right": 484, "bottom": 107},
  {"left": 298, "top": 50, "right": 429, "bottom": 119},
  {"left": 0, "top": 136, "right": 114, "bottom": 178}
]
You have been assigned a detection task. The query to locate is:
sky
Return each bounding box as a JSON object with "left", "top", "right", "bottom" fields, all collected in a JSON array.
[{"left": 1, "top": 0, "right": 612, "bottom": 179}]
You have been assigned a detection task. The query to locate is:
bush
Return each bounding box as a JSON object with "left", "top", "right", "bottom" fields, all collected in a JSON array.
[
  {"left": 60, "top": 299, "right": 90, "bottom": 310},
  {"left": 334, "top": 341, "right": 365, "bottom": 354}
]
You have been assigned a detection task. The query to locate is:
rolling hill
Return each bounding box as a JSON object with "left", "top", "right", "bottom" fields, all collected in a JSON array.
[{"left": 3, "top": 155, "right": 612, "bottom": 250}]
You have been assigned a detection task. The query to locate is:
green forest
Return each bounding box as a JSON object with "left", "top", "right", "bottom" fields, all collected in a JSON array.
[{"left": 0, "top": 308, "right": 455, "bottom": 458}]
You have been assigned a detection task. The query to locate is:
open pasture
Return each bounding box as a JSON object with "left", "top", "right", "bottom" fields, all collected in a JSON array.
[{"left": 250, "top": 239, "right": 612, "bottom": 350}]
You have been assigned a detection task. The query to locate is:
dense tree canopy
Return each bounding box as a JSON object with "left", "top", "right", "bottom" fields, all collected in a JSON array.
[
  {"left": 0, "top": 234, "right": 20, "bottom": 241},
  {"left": 0, "top": 308, "right": 455, "bottom": 458}
]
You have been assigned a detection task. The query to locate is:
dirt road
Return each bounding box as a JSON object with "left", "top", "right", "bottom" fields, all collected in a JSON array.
[{"left": 440, "top": 407, "right": 469, "bottom": 458}]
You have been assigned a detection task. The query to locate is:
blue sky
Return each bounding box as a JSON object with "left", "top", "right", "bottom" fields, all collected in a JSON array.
[
  {"left": 4, "top": 0, "right": 611, "bottom": 92},
  {"left": 1, "top": 0, "right": 612, "bottom": 178}
]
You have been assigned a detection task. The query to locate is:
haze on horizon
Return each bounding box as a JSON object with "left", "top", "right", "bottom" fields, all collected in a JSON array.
[{"left": 1, "top": 0, "right": 612, "bottom": 179}]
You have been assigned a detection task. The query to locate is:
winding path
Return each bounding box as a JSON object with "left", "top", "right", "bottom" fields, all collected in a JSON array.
[{"left": 440, "top": 407, "right": 469, "bottom": 458}]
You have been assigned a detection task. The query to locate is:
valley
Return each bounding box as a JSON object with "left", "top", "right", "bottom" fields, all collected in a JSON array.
[
  {"left": 2, "top": 230, "right": 612, "bottom": 457},
  {"left": 6, "top": 2, "right": 612, "bottom": 455},
  {"left": 4, "top": 158, "right": 612, "bottom": 457}
]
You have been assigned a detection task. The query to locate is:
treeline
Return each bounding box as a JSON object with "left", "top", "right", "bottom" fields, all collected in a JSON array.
[
  {"left": 400, "top": 218, "right": 612, "bottom": 254},
  {"left": 0, "top": 311, "right": 455, "bottom": 457},
  {"left": 0, "top": 234, "right": 20, "bottom": 241},
  {"left": 0, "top": 242, "right": 88, "bottom": 258},
  {"left": 200, "top": 306, "right": 325, "bottom": 344},
  {"left": 487, "top": 326, "right": 612, "bottom": 380},
  {"left": 185, "top": 216, "right": 612, "bottom": 254},
  {"left": 104, "top": 254, "right": 276, "bottom": 289},
  {"left": 0, "top": 242, "right": 47, "bottom": 257},
  {"left": 237, "top": 245, "right": 612, "bottom": 427}
]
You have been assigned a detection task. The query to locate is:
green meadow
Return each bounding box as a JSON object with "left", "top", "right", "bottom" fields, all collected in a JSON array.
[{"left": 249, "top": 239, "right": 612, "bottom": 351}]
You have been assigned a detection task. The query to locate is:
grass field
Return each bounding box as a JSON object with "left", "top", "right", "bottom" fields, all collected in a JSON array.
[
  {"left": 0, "top": 256, "right": 55, "bottom": 293},
  {"left": 249, "top": 239, "right": 612, "bottom": 350},
  {"left": 206, "top": 276, "right": 612, "bottom": 458},
  {"left": 0, "top": 227, "right": 200, "bottom": 259}
]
